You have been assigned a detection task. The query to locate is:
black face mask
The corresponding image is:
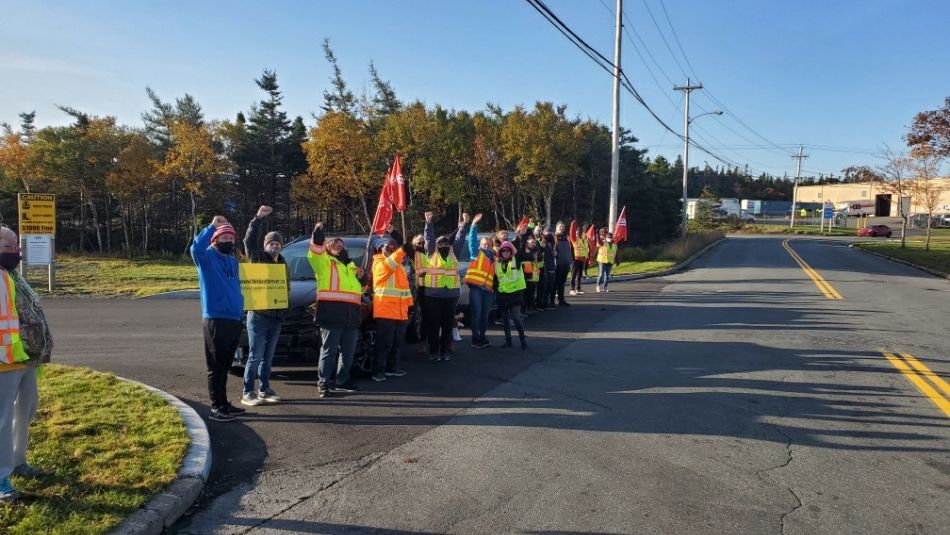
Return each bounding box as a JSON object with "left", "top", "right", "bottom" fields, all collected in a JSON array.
[
  {"left": 335, "top": 249, "right": 351, "bottom": 265},
  {"left": 216, "top": 242, "right": 235, "bottom": 255},
  {"left": 437, "top": 246, "right": 450, "bottom": 256},
  {"left": 0, "top": 252, "right": 21, "bottom": 271},
  {"left": 414, "top": 245, "right": 425, "bottom": 253}
]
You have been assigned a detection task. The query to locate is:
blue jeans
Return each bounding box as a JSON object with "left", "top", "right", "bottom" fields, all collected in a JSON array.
[
  {"left": 598, "top": 262, "right": 613, "bottom": 289},
  {"left": 243, "top": 312, "right": 282, "bottom": 395},
  {"left": 318, "top": 326, "right": 359, "bottom": 388},
  {"left": 468, "top": 285, "right": 494, "bottom": 341}
]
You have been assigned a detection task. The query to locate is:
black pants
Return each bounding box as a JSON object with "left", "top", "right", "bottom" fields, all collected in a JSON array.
[
  {"left": 543, "top": 270, "right": 556, "bottom": 306},
  {"left": 423, "top": 296, "right": 457, "bottom": 355},
  {"left": 373, "top": 319, "right": 407, "bottom": 374},
  {"left": 570, "top": 259, "right": 587, "bottom": 291},
  {"left": 524, "top": 281, "right": 537, "bottom": 311},
  {"left": 555, "top": 264, "right": 570, "bottom": 303},
  {"left": 501, "top": 304, "right": 525, "bottom": 340},
  {"left": 203, "top": 318, "right": 242, "bottom": 410},
  {"left": 535, "top": 271, "right": 547, "bottom": 308}
]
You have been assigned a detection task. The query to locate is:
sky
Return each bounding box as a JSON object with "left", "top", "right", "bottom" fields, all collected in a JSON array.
[{"left": 1, "top": 0, "right": 948, "bottom": 179}]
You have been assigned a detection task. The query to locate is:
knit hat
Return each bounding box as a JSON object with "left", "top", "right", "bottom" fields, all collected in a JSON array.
[
  {"left": 211, "top": 224, "right": 236, "bottom": 242},
  {"left": 498, "top": 241, "right": 515, "bottom": 253},
  {"left": 372, "top": 235, "right": 395, "bottom": 252},
  {"left": 264, "top": 231, "right": 283, "bottom": 246}
]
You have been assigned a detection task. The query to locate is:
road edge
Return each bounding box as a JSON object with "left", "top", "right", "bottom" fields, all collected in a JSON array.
[
  {"left": 108, "top": 378, "right": 212, "bottom": 535},
  {"left": 849, "top": 243, "right": 950, "bottom": 280},
  {"left": 610, "top": 236, "right": 726, "bottom": 283}
]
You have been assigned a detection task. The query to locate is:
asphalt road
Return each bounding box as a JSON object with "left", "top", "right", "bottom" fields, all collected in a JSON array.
[{"left": 43, "top": 236, "right": 950, "bottom": 534}]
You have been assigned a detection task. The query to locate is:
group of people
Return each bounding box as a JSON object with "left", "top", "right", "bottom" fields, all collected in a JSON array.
[{"left": 193, "top": 207, "right": 620, "bottom": 423}]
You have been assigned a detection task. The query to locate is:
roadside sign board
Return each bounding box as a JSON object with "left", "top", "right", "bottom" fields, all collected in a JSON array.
[
  {"left": 823, "top": 207, "right": 834, "bottom": 219},
  {"left": 17, "top": 193, "right": 56, "bottom": 235},
  {"left": 239, "top": 263, "right": 289, "bottom": 310},
  {"left": 25, "top": 234, "right": 52, "bottom": 265}
]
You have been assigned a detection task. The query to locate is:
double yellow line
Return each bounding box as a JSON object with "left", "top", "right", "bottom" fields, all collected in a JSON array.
[
  {"left": 883, "top": 352, "right": 950, "bottom": 418},
  {"left": 782, "top": 239, "right": 843, "bottom": 300}
]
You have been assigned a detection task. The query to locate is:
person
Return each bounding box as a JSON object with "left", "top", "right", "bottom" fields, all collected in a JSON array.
[
  {"left": 540, "top": 228, "right": 558, "bottom": 310},
  {"left": 568, "top": 222, "right": 589, "bottom": 296},
  {"left": 308, "top": 222, "right": 364, "bottom": 397},
  {"left": 597, "top": 231, "right": 618, "bottom": 293},
  {"left": 423, "top": 212, "right": 470, "bottom": 361},
  {"left": 192, "top": 216, "right": 246, "bottom": 422},
  {"left": 465, "top": 214, "right": 495, "bottom": 349},
  {"left": 241, "top": 205, "right": 287, "bottom": 406},
  {"left": 522, "top": 236, "right": 540, "bottom": 315},
  {"left": 494, "top": 241, "right": 528, "bottom": 350},
  {"left": 370, "top": 229, "right": 414, "bottom": 382},
  {"left": 553, "top": 222, "right": 573, "bottom": 306},
  {"left": 410, "top": 233, "right": 428, "bottom": 353},
  {"left": 0, "top": 226, "right": 53, "bottom": 502}
]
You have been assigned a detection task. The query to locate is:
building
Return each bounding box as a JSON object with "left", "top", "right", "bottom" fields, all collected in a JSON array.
[{"left": 796, "top": 178, "right": 950, "bottom": 217}]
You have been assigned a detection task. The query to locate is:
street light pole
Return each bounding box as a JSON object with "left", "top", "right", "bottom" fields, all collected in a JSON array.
[
  {"left": 789, "top": 145, "right": 808, "bottom": 228},
  {"left": 674, "top": 79, "right": 704, "bottom": 238},
  {"left": 608, "top": 0, "right": 623, "bottom": 232}
]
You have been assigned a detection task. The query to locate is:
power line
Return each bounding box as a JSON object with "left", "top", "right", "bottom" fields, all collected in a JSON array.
[
  {"left": 638, "top": 0, "right": 689, "bottom": 80},
  {"left": 657, "top": 0, "right": 701, "bottom": 81}
]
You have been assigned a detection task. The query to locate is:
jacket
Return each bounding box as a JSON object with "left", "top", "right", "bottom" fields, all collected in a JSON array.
[
  {"left": 372, "top": 249, "right": 413, "bottom": 321},
  {"left": 192, "top": 224, "right": 244, "bottom": 321},
  {"left": 244, "top": 216, "right": 289, "bottom": 319},
  {"left": 554, "top": 233, "right": 574, "bottom": 267},
  {"left": 423, "top": 219, "right": 470, "bottom": 299},
  {"left": 308, "top": 228, "right": 363, "bottom": 328}
]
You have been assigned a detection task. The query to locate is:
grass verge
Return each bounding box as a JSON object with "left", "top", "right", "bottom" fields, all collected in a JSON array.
[
  {"left": 612, "top": 231, "right": 724, "bottom": 276},
  {"left": 853, "top": 236, "right": 950, "bottom": 276},
  {"left": 31, "top": 255, "right": 197, "bottom": 297},
  {"left": 733, "top": 224, "right": 856, "bottom": 236},
  {"left": 0, "top": 365, "right": 190, "bottom": 535}
]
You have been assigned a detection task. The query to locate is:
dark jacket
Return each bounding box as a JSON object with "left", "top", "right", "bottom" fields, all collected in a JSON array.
[
  {"left": 554, "top": 233, "right": 574, "bottom": 267},
  {"left": 244, "top": 216, "right": 289, "bottom": 319}
]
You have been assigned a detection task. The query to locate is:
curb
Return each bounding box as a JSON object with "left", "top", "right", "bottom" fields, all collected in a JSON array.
[
  {"left": 108, "top": 378, "right": 212, "bottom": 535},
  {"left": 849, "top": 243, "right": 950, "bottom": 280},
  {"left": 609, "top": 236, "right": 726, "bottom": 283},
  {"left": 137, "top": 289, "right": 200, "bottom": 300}
]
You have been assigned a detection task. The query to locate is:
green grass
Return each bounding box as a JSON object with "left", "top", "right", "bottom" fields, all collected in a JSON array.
[
  {"left": 0, "top": 365, "right": 189, "bottom": 535},
  {"left": 29, "top": 255, "right": 197, "bottom": 297},
  {"left": 734, "top": 224, "right": 856, "bottom": 237},
  {"left": 854, "top": 234, "right": 950, "bottom": 275},
  {"left": 611, "top": 231, "right": 724, "bottom": 276}
]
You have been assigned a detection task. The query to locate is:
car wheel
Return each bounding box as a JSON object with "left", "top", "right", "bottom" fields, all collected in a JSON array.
[{"left": 351, "top": 328, "right": 376, "bottom": 378}]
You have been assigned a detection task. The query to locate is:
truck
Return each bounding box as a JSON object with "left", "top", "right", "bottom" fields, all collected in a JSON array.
[{"left": 837, "top": 200, "right": 875, "bottom": 217}]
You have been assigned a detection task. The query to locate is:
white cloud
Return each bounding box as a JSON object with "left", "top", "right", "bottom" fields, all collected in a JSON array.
[{"left": 0, "top": 52, "right": 107, "bottom": 77}]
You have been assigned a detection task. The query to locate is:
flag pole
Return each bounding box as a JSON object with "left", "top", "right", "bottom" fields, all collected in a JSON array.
[{"left": 400, "top": 211, "right": 407, "bottom": 242}]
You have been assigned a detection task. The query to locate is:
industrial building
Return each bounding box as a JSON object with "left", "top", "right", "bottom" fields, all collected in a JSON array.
[{"left": 796, "top": 179, "right": 950, "bottom": 217}]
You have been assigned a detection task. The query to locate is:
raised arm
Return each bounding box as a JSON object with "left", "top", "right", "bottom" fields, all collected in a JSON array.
[
  {"left": 192, "top": 215, "right": 227, "bottom": 266},
  {"left": 423, "top": 212, "right": 436, "bottom": 256}
]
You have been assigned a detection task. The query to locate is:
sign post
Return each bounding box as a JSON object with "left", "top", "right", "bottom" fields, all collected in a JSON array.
[{"left": 17, "top": 193, "right": 56, "bottom": 291}]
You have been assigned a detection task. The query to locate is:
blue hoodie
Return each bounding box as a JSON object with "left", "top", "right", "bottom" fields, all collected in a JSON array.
[{"left": 191, "top": 224, "right": 244, "bottom": 321}]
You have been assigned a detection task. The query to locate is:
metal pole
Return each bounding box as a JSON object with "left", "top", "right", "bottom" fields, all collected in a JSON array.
[
  {"left": 674, "top": 79, "right": 703, "bottom": 238},
  {"left": 789, "top": 145, "right": 806, "bottom": 228},
  {"left": 608, "top": 0, "right": 623, "bottom": 231}
]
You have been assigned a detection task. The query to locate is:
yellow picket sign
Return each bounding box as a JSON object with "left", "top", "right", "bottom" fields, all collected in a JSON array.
[{"left": 239, "top": 263, "right": 289, "bottom": 310}]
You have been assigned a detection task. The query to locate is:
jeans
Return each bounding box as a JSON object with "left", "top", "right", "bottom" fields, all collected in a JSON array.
[
  {"left": 243, "top": 312, "right": 283, "bottom": 395},
  {"left": 374, "top": 319, "right": 407, "bottom": 374},
  {"left": 318, "top": 325, "right": 359, "bottom": 388},
  {"left": 598, "top": 262, "right": 613, "bottom": 289},
  {"left": 0, "top": 367, "right": 37, "bottom": 479},
  {"left": 203, "top": 318, "right": 242, "bottom": 410},
  {"left": 423, "top": 296, "right": 458, "bottom": 354},
  {"left": 468, "top": 285, "right": 494, "bottom": 342}
]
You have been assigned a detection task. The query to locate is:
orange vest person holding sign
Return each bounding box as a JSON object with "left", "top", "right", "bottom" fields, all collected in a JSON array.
[{"left": 370, "top": 230, "right": 415, "bottom": 382}]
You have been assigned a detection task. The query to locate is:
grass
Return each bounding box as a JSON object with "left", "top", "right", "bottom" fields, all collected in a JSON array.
[
  {"left": 733, "top": 224, "right": 856, "bottom": 237},
  {"left": 29, "top": 254, "right": 197, "bottom": 297},
  {"left": 0, "top": 365, "right": 189, "bottom": 535},
  {"left": 611, "top": 231, "right": 725, "bottom": 276},
  {"left": 854, "top": 233, "right": 950, "bottom": 276}
]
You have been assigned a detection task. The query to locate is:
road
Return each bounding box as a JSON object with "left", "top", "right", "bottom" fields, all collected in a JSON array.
[{"left": 43, "top": 236, "right": 950, "bottom": 534}]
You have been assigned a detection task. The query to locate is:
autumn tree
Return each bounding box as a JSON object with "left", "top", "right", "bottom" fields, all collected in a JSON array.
[
  {"left": 876, "top": 147, "right": 913, "bottom": 248},
  {"left": 907, "top": 97, "right": 950, "bottom": 158},
  {"left": 107, "top": 133, "right": 162, "bottom": 255},
  {"left": 909, "top": 145, "right": 946, "bottom": 250},
  {"left": 472, "top": 108, "right": 516, "bottom": 228}
]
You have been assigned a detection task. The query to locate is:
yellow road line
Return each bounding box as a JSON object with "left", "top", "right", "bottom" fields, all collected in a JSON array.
[
  {"left": 782, "top": 239, "right": 843, "bottom": 300},
  {"left": 882, "top": 352, "right": 950, "bottom": 418},
  {"left": 900, "top": 353, "right": 950, "bottom": 398}
]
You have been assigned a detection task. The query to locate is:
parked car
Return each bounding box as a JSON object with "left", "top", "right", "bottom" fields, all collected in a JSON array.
[
  {"left": 233, "top": 234, "right": 473, "bottom": 376},
  {"left": 857, "top": 224, "right": 893, "bottom": 237}
]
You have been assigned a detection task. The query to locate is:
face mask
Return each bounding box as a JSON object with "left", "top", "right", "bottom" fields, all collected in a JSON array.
[
  {"left": 335, "top": 249, "right": 351, "bottom": 265},
  {"left": 606, "top": 239, "right": 613, "bottom": 243},
  {"left": 414, "top": 244, "right": 425, "bottom": 252},
  {"left": 438, "top": 246, "right": 450, "bottom": 256},
  {"left": 265, "top": 244, "right": 281, "bottom": 257},
  {"left": 0, "top": 252, "right": 21, "bottom": 270},
  {"left": 216, "top": 242, "right": 235, "bottom": 255}
]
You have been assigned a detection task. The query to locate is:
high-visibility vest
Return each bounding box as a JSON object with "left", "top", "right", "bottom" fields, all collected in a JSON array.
[
  {"left": 597, "top": 244, "right": 617, "bottom": 264},
  {"left": 573, "top": 238, "right": 589, "bottom": 259},
  {"left": 497, "top": 261, "right": 527, "bottom": 294},
  {"left": 414, "top": 251, "right": 430, "bottom": 288},
  {"left": 463, "top": 250, "right": 494, "bottom": 290},
  {"left": 425, "top": 251, "right": 460, "bottom": 289},
  {"left": 372, "top": 250, "right": 413, "bottom": 320},
  {"left": 522, "top": 260, "right": 537, "bottom": 282},
  {"left": 0, "top": 271, "right": 28, "bottom": 365},
  {"left": 308, "top": 243, "right": 363, "bottom": 306}
]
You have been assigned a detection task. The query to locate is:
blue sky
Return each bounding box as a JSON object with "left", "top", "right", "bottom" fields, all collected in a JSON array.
[{"left": 1, "top": 0, "right": 948, "bottom": 178}]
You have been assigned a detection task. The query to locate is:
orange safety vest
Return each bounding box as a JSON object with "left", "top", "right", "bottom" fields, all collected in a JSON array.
[
  {"left": 414, "top": 251, "right": 430, "bottom": 288},
  {"left": 463, "top": 250, "right": 495, "bottom": 290},
  {"left": 0, "top": 271, "right": 27, "bottom": 365},
  {"left": 372, "top": 250, "right": 413, "bottom": 320}
]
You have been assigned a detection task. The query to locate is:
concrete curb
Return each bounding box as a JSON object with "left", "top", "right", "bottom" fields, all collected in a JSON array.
[
  {"left": 608, "top": 236, "right": 726, "bottom": 283},
  {"left": 108, "top": 378, "right": 212, "bottom": 535},
  {"left": 137, "top": 289, "right": 200, "bottom": 300},
  {"left": 849, "top": 243, "right": 950, "bottom": 280}
]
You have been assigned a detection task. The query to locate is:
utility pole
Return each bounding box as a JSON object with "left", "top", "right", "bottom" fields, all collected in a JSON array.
[
  {"left": 608, "top": 0, "right": 623, "bottom": 232},
  {"left": 674, "top": 78, "right": 703, "bottom": 238},
  {"left": 789, "top": 145, "right": 808, "bottom": 228}
]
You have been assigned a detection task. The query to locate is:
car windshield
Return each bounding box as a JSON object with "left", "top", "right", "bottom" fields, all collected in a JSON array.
[{"left": 281, "top": 238, "right": 367, "bottom": 280}]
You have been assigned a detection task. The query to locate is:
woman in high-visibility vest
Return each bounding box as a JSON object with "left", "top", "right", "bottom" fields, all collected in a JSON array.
[
  {"left": 465, "top": 213, "right": 495, "bottom": 349},
  {"left": 422, "top": 211, "right": 470, "bottom": 361},
  {"left": 494, "top": 241, "right": 528, "bottom": 350},
  {"left": 568, "top": 221, "right": 589, "bottom": 296},
  {"left": 370, "top": 232, "right": 415, "bottom": 382},
  {"left": 596, "top": 231, "right": 618, "bottom": 293},
  {"left": 522, "top": 235, "right": 541, "bottom": 315}
]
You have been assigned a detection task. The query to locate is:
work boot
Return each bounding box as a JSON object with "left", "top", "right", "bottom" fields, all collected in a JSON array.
[
  {"left": 502, "top": 337, "right": 513, "bottom": 348},
  {"left": 520, "top": 337, "right": 529, "bottom": 351}
]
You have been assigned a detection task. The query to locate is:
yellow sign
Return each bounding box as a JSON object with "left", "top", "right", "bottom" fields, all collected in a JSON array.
[
  {"left": 239, "top": 263, "right": 289, "bottom": 310},
  {"left": 18, "top": 193, "right": 56, "bottom": 235}
]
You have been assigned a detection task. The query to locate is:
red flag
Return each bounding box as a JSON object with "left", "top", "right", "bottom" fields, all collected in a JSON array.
[
  {"left": 371, "top": 177, "right": 394, "bottom": 236},
  {"left": 390, "top": 153, "right": 406, "bottom": 212},
  {"left": 517, "top": 215, "right": 529, "bottom": 229},
  {"left": 613, "top": 206, "right": 628, "bottom": 243},
  {"left": 586, "top": 223, "right": 596, "bottom": 242},
  {"left": 568, "top": 220, "right": 577, "bottom": 242}
]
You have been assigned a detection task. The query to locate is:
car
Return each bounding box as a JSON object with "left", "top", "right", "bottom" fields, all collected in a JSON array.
[{"left": 857, "top": 224, "right": 893, "bottom": 237}]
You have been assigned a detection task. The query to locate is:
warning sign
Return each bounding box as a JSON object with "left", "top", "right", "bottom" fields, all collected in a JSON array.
[
  {"left": 239, "top": 263, "right": 289, "bottom": 310},
  {"left": 18, "top": 193, "right": 56, "bottom": 235}
]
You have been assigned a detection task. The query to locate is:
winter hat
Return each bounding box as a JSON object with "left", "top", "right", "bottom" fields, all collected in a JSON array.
[
  {"left": 264, "top": 231, "right": 284, "bottom": 246},
  {"left": 372, "top": 235, "right": 395, "bottom": 252},
  {"left": 211, "top": 224, "right": 236, "bottom": 242},
  {"left": 498, "top": 241, "right": 515, "bottom": 253}
]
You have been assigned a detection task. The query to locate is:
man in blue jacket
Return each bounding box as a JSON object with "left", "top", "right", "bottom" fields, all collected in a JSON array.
[{"left": 192, "top": 215, "right": 245, "bottom": 423}]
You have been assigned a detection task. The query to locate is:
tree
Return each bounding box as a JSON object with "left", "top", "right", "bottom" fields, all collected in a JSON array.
[
  {"left": 694, "top": 185, "right": 722, "bottom": 230},
  {"left": 907, "top": 97, "right": 950, "bottom": 158},
  {"left": 841, "top": 165, "right": 881, "bottom": 184},
  {"left": 909, "top": 145, "right": 946, "bottom": 251},
  {"left": 876, "top": 147, "right": 913, "bottom": 248},
  {"left": 368, "top": 62, "right": 401, "bottom": 118},
  {"left": 321, "top": 38, "right": 357, "bottom": 115},
  {"left": 472, "top": 108, "right": 516, "bottom": 228},
  {"left": 107, "top": 133, "right": 162, "bottom": 255}
]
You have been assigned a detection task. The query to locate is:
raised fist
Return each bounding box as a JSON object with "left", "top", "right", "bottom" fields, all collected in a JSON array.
[
  {"left": 314, "top": 222, "right": 325, "bottom": 232},
  {"left": 472, "top": 213, "right": 483, "bottom": 224},
  {"left": 256, "top": 205, "right": 273, "bottom": 219},
  {"left": 424, "top": 212, "right": 434, "bottom": 224},
  {"left": 461, "top": 212, "right": 471, "bottom": 224},
  {"left": 211, "top": 215, "right": 228, "bottom": 228}
]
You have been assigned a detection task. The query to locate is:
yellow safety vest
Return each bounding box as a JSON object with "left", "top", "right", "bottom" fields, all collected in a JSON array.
[
  {"left": 414, "top": 251, "right": 430, "bottom": 288},
  {"left": 307, "top": 243, "right": 363, "bottom": 306},
  {"left": 0, "top": 271, "right": 28, "bottom": 365},
  {"left": 573, "top": 238, "right": 589, "bottom": 259},
  {"left": 497, "top": 262, "right": 526, "bottom": 294},
  {"left": 425, "top": 251, "right": 460, "bottom": 289},
  {"left": 597, "top": 244, "right": 617, "bottom": 264}
]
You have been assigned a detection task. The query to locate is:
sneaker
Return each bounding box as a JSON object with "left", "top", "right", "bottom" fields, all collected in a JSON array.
[
  {"left": 440, "top": 353, "right": 452, "bottom": 361},
  {"left": 604, "top": 288, "right": 610, "bottom": 293},
  {"left": 0, "top": 477, "right": 21, "bottom": 503},
  {"left": 429, "top": 354, "right": 441, "bottom": 362},
  {"left": 209, "top": 407, "right": 236, "bottom": 422},
  {"left": 372, "top": 373, "right": 387, "bottom": 382},
  {"left": 241, "top": 392, "right": 263, "bottom": 406},
  {"left": 318, "top": 387, "right": 331, "bottom": 398},
  {"left": 333, "top": 382, "right": 359, "bottom": 393},
  {"left": 596, "top": 286, "right": 602, "bottom": 293},
  {"left": 521, "top": 338, "right": 529, "bottom": 350},
  {"left": 260, "top": 389, "right": 282, "bottom": 403},
  {"left": 577, "top": 290, "right": 586, "bottom": 295},
  {"left": 224, "top": 402, "right": 246, "bottom": 415},
  {"left": 13, "top": 463, "right": 49, "bottom": 479},
  {"left": 569, "top": 289, "right": 577, "bottom": 296},
  {"left": 385, "top": 370, "right": 407, "bottom": 377},
  {"left": 546, "top": 304, "right": 558, "bottom": 310},
  {"left": 559, "top": 301, "right": 571, "bottom": 307}
]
